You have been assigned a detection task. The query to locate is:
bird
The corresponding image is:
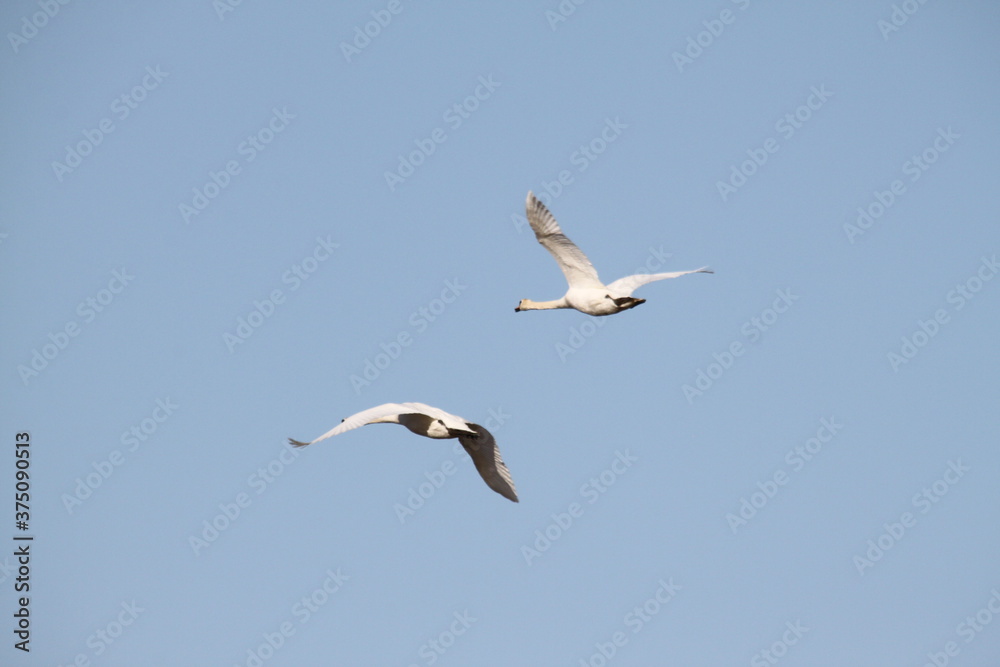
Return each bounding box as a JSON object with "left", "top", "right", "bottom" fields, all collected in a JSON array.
[
  {"left": 289, "top": 402, "right": 518, "bottom": 502},
  {"left": 515, "top": 191, "right": 713, "bottom": 316}
]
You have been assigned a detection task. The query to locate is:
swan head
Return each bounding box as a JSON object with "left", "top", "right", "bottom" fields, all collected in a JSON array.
[{"left": 514, "top": 299, "right": 527, "bottom": 312}]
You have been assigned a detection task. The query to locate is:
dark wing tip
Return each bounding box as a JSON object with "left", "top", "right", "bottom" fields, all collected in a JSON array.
[
  {"left": 526, "top": 191, "right": 548, "bottom": 215},
  {"left": 461, "top": 424, "right": 519, "bottom": 503},
  {"left": 288, "top": 438, "right": 310, "bottom": 448}
]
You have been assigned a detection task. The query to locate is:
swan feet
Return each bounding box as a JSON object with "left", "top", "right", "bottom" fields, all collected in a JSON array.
[{"left": 608, "top": 295, "right": 646, "bottom": 311}]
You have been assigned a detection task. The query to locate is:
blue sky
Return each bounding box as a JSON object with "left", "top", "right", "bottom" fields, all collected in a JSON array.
[{"left": 2, "top": 1, "right": 999, "bottom": 665}]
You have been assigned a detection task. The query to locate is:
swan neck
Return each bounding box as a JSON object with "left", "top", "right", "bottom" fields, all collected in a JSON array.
[{"left": 520, "top": 298, "right": 568, "bottom": 311}]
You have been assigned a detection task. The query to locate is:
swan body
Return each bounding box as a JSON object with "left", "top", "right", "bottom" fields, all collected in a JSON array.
[
  {"left": 289, "top": 402, "right": 518, "bottom": 502},
  {"left": 515, "top": 192, "right": 713, "bottom": 316}
]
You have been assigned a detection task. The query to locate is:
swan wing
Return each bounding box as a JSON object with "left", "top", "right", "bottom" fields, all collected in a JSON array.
[
  {"left": 526, "top": 191, "right": 603, "bottom": 289},
  {"left": 289, "top": 402, "right": 417, "bottom": 448},
  {"left": 606, "top": 267, "right": 713, "bottom": 297},
  {"left": 458, "top": 424, "right": 519, "bottom": 502},
  {"left": 397, "top": 402, "right": 472, "bottom": 433}
]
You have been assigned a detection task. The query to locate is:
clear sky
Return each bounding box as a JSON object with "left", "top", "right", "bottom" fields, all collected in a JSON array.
[{"left": 2, "top": 1, "right": 999, "bottom": 665}]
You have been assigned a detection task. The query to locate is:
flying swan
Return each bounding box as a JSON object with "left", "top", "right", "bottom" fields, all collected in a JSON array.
[
  {"left": 515, "top": 191, "right": 713, "bottom": 316},
  {"left": 289, "top": 402, "right": 518, "bottom": 502}
]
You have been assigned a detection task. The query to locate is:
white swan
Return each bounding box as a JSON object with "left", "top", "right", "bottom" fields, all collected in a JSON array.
[
  {"left": 289, "top": 402, "right": 518, "bottom": 502},
  {"left": 515, "top": 192, "right": 713, "bottom": 316}
]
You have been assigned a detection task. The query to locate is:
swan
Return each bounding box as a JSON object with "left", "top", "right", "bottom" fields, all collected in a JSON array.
[
  {"left": 515, "top": 191, "right": 713, "bottom": 316},
  {"left": 289, "top": 402, "right": 518, "bottom": 502}
]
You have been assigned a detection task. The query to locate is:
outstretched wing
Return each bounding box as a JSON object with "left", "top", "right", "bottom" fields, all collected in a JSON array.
[
  {"left": 458, "top": 424, "right": 519, "bottom": 502},
  {"left": 525, "top": 191, "right": 603, "bottom": 289},
  {"left": 606, "top": 267, "right": 713, "bottom": 297},
  {"left": 288, "top": 402, "right": 416, "bottom": 448},
  {"left": 397, "top": 402, "right": 471, "bottom": 434}
]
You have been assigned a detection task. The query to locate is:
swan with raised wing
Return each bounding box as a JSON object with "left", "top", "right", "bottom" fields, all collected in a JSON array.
[
  {"left": 289, "top": 402, "right": 518, "bottom": 502},
  {"left": 515, "top": 191, "right": 712, "bottom": 316}
]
